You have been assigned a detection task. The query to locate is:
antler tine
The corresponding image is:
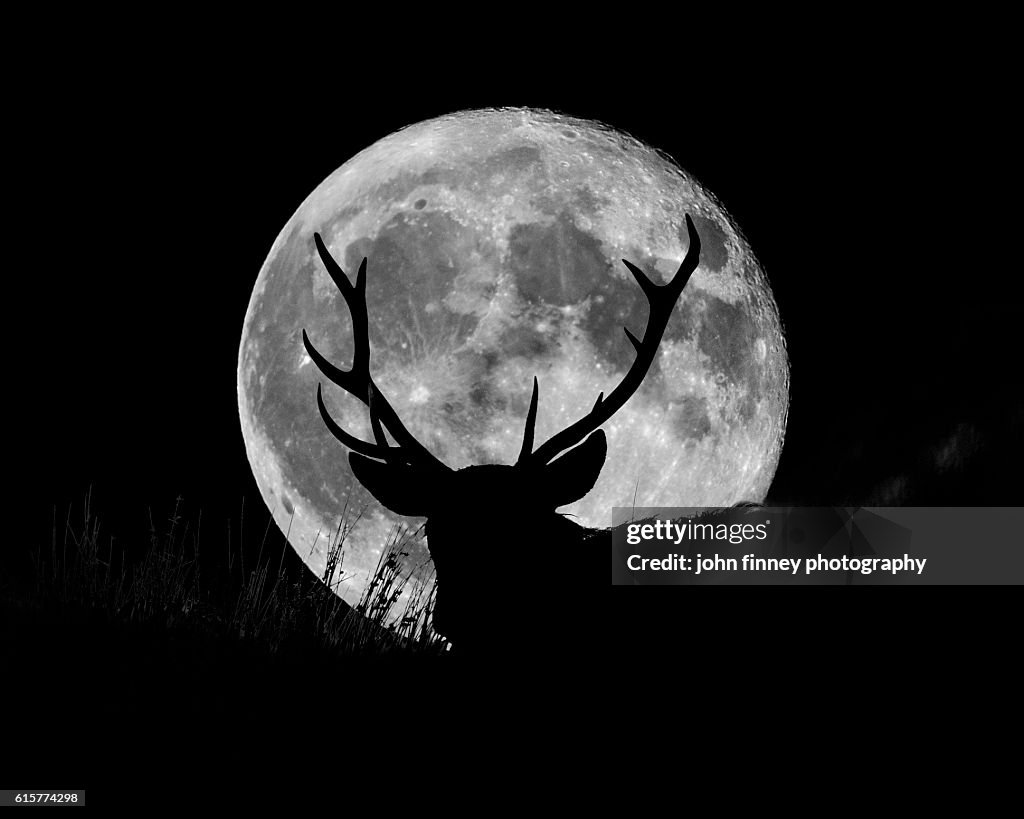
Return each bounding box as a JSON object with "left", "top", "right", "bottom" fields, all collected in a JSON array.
[
  {"left": 315, "top": 383, "right": 398, "bottom": 462},
  {"left": 516, "top": 377, "right": 540, "bottom": 464},
  {"left": 304, "top": 234, "right": 451, "bottom": 472},
  {"left": 621, "top": 214, "right": 701, "bottom": 322},
  {"left": 367, "top": 385, "right": 391, "bottom": 449},
  {"left": 302, "top": 329, "right": 366, "bottom": 400},
  {"left": 528, "top": 214, "right": 701, "bottom": 465},
  {"left": 307, "top": 234, "right": 371, "bottom": 400}
]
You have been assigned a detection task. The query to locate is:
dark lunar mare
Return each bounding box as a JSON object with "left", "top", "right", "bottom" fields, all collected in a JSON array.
[{"left": 302, "top": 217, "right": 702, "bottom": 656}]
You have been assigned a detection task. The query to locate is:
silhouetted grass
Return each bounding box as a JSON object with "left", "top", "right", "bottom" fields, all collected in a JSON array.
[{"left": 20, "top": 489, "right": 448, "bottom": 659}]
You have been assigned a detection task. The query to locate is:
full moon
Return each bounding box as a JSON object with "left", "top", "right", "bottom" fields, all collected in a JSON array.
[{"left": 237, "top": 108, "right": 789, "bottom": 605}]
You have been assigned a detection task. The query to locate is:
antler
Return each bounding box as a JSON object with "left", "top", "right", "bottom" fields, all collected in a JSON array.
[
  {"left": 520, "top": 214, "right": 702, "bottom": 466},
  {"left": 302, "top": 233, "right": 451, "bottom": 472}
]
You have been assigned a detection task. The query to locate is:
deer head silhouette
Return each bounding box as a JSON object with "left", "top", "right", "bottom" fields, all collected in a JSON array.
[{"left": 303, "top": 215, "right": 701, "bottom": 654}]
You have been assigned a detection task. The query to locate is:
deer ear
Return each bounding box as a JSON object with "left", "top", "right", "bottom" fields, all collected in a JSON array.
[
  {"left": 349, "top": 453, "right": 436, "bottom": 518},
  {"left": 538, "top": 430, "right": 608, "bottom": 509}
]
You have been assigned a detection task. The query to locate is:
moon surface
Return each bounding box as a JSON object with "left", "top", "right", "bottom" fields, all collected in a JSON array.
[{"left": 237, "top": 108, "right": 789, "bottom": 606}]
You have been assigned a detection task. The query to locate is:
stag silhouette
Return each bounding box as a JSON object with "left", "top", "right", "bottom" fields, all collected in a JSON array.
[{"left": 303, "top": 215, "right": 701, "bottom": 656}]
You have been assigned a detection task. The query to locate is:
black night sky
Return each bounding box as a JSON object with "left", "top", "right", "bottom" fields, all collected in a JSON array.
[{"left": 6, "top": 25, "right": 1020, "bottom": 796}]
